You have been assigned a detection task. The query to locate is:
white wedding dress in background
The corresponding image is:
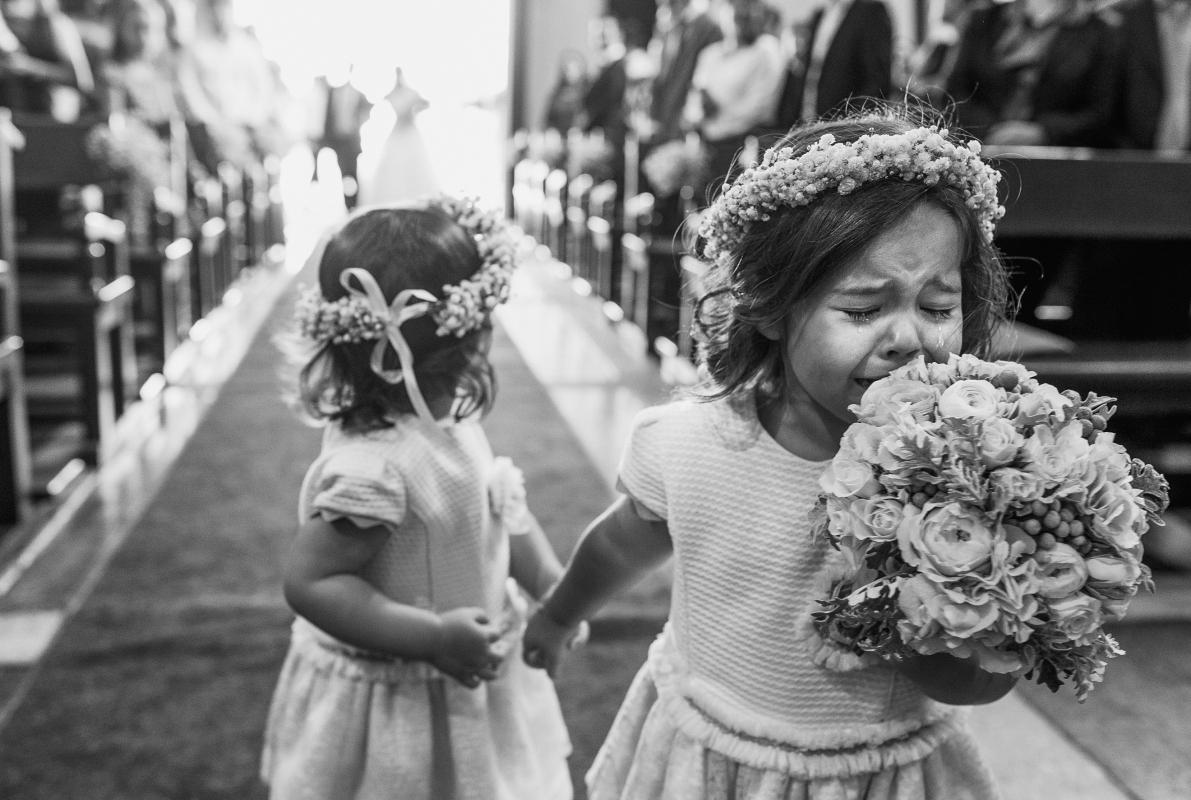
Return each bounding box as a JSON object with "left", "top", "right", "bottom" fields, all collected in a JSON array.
[{"left": 358, "top": 76, "right": 440, "bottom": 205}]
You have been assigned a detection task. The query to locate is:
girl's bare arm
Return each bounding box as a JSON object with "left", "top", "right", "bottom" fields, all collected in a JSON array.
[
  {"left": 508, "top": 511, "right": 565, "bottom": 601},
  {"left": 284, "top": 517, "right": 499, "bottom": 685},
  {"left": 523, "top": 495, "right": 672, "bottom": 674}
]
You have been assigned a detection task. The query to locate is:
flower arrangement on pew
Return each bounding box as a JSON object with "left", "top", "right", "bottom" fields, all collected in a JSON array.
[
  {"left": 642, "top": 133, "right": 710, "bottom": 198},
  {"left": 85, "top": 114, "right": 172, "bottom": 195},
  {"left": 810, "top": 353, "right": 1170, "bottom": 701},
  {"left": 571, "top": 130, "right": 616, "bottom": 183}
]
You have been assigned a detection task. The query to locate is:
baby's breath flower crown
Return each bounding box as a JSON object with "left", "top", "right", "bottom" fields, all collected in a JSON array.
[
  {"left": 295, "top": 195, "right": 518, "bottom": 346},
  {"left": 698, "top": 126, "right": 1005, "bottom": 265}
]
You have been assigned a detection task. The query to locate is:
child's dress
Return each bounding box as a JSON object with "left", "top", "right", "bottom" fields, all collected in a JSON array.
[
  {"left": 588, "top": 397, "right": 1001, "bottom": 800},
  {"left": 260, "top": 415, "right": 572, "bottom": 800}
]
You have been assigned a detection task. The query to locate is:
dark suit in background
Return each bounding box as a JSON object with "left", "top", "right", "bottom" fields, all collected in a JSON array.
[
  {"left": 945, "top": 2, "right": 1119, "bottom": 146},
  {"left": 775, "top": 0, "right": 893, "bottom": 129},
  {"left": 584, "top": 54, "right": 628, "bottom": 148},
  {"left": 649, "top": 10, "right": 721, "bottom": 142},
  {"left": 1112, "top": 0, "right": 1166, "bottom": 149}
]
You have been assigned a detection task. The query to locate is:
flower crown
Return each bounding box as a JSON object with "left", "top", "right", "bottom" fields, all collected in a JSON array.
[
  {"left": 698, "top": 126, "right": 1005, "bottom": 265},
  {"left": 295, "top": 195, "right": 518, "bottom": 345}
]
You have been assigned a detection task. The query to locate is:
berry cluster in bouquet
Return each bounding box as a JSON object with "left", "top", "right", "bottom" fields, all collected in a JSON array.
[{"left": 810, "top": 354, "right": 1170, "bottom": 701}]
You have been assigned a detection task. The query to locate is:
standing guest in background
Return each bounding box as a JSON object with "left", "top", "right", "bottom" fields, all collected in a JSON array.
[
  {"left": 317, "top": 70, "right": 371, "bottom": 209},
  {"left": 688, "top": 0, "right": 784, "bottom": 200},
  {"left": 581, "top": 15, "right": 629, "bottom": 154},
  {"left": 102, "top": 0, "right": 176, "bottom": 122},
  {"left": 1113, "top": 0, "right": 1191, "bottom": 150},
  {"left": 648, "top": 0, "right": 722, "bottom": 143},
  {"left": 905, "top": 0, "right": 978, "bottom": 109},
  {"left": 945, "top": 0, "right": 1119, "bottom": 146},
  {"left": 0, "top": 0, "right": 95, "bottom": 118},
  {"left": 775, "top": 0, "right": 893, "bottom": 129},
  {"left": 542, "top": 48, "right": 588, "bottom": 133}
]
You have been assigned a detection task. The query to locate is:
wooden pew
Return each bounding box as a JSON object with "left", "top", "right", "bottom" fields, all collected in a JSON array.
[
  {"left": 986, "top": 148, "right": 1191, "bottom": 413},
  {"left": 127, "top": 115, "right": 192, "bottom": 379},
  {"left": 11, "top": 114, "right": 138, "bottom": 467},
  {"left": 0, "top": 110, "right": 32, "bottom": 523},
  {"left": 586, "top": 180, "right": 618, "bottom": 303},
  {"left": 543, "top": 168, "right": 567, "bottom": 261},
  {"left": 565, "top": 173, "right": 593, "bottom": 280},
  {"left": 619, "top": 192, "right": 654, "bottom": 341},
  {"left": 190, "top": 173, "right": 228, "bottom": 320}
]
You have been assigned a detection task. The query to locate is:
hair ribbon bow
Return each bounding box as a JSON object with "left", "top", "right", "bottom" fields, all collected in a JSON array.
[{"left": 339, "top": 267, "right": 439, "bottom": 427}]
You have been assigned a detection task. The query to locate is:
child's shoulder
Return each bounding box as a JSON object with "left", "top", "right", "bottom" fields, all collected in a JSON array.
[{"left": 630, "top": 395, "right": 752, "bottom": 445}]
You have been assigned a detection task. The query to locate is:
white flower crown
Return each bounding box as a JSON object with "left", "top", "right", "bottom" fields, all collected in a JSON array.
[
  {"left": 698, "top": 126, "right": 1005, "bottom": 265},
  {"left": 295, "top": 195, "right": 518, "bottom": 345}
]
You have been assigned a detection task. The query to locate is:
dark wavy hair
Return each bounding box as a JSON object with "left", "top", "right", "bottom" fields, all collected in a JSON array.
[
  {"left": 292, "top": 206, "right": 495, "bottom": 433},
  {"left": 693, "top": 105, "right": 1015, "bottom": 405}
]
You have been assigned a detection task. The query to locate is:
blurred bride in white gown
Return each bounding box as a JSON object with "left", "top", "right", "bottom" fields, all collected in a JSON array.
[{"left": 358, "top": 68, "right": 440, "bottom": 205}]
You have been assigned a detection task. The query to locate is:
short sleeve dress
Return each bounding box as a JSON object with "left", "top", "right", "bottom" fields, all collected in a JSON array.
[
  {"left": 260, "top": 415, "right": 572, "bottom": 800},
  {"left": 587, "top": 397, "right": 1002, "bottom": 800}
]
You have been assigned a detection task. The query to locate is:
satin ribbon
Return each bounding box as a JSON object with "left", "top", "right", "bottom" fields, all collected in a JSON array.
[{"left": 339, "top": 267, "right": 440, "bottom": 427}]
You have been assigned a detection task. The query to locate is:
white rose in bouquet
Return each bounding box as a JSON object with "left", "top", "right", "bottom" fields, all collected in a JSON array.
[{"left": 937, "top": 379, "right": 1003, "bottom": 421}]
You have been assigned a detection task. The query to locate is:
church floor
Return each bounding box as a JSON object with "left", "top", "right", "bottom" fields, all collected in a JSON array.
[{"left": 0, "top": 225, "right": 1187, "bottom": 799}]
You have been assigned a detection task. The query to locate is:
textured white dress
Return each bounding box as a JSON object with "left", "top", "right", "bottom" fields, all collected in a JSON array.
[
  {"left": 260, "top": 415, "right": 572, "bottom": 800},
  {"left": 588, "top": 397, "right": 1001, "bottom": 800}
]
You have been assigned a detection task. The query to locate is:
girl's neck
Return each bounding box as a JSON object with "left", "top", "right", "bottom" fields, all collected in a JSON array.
[{"left": 755, "top": 391, "right": 847, "bottom": 462}]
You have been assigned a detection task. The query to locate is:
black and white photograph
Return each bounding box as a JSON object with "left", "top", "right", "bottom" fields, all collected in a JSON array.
[{"left": 0, "top": 0, "right": 1188, "bottom": 797}]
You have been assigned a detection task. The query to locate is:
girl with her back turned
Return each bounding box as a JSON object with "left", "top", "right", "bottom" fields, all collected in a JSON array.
[
  {"left": 524, "top": 108, "right": 1018, "bottom": 799},
  {"left": 261, "top": 199, "right": 573, "bottom": 800}
]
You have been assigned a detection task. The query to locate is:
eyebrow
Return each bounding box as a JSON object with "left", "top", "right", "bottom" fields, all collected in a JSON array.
[{"left": 833, "top": 276, "right": 961, "bottom": 297}]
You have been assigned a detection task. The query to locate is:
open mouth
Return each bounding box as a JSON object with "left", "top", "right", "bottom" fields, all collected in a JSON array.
[{"left": 856, "top": 378, "right": 876, "bottom": 389}]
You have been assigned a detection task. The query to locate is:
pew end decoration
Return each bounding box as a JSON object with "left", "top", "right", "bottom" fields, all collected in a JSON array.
[
  {"left": 642, "top": 134, "right": 710, "bottom": 199},
  {"left": 808, "top": 354, "right": 1169, "bottom": 702}
]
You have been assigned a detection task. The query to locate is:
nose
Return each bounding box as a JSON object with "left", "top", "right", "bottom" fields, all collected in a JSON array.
[{"left": 879, "top": 313, "right": 925, "bottom": 361}]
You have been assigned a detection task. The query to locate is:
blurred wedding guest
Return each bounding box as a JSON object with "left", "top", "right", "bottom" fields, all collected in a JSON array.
[
  {"left": 357, "top": 68, "right": 439, "bottom": 206},
  {"left": 1113, "top": 0, "right": 1191, "bottom": 150},
  {"left": 542, "top": 48, "right": 588, "bottom": 132},
  {"left": 181, "top": 0, "right": 289, "bottom": 162},
  {"left": 905, "top": 0, "right": 977, "bottom": 108},
  {"left": 649, "top": 0, "right": 722, "bottom": 143},
  {"left": 102, "top": 0, "right": 176, "bottom": 122},
  {"left": 689, "top": 0, "right": 784, "bottom": 196},
  {"left": 316, "top": 69, "right": 371, "bottom": 208},
  {"left": 944, "top": 0, "right": 1119, "bottom": 146},
  {"left": 581, "top": 15, "right": 628, "bottom": 150},
  {"left": 0, "top": 0, "right": 95, "bottom": 118},
  {"left": 774, "top": 0, "right": 893, "bottom": 128}
]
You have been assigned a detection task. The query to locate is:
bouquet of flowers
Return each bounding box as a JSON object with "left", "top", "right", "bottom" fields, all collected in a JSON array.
[
  {"left": 811, "top": 354, "right": 1170, "bottom": 701},
  {"left": 642, "top": 134, "right": 710, "bottom": 198}
]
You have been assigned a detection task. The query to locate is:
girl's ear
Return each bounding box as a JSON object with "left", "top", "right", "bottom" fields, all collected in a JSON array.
[{"left": 757, "top": 320, "right": 783, "bottom": 342}]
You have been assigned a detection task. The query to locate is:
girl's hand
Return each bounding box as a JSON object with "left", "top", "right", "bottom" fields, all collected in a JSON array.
[
  {"left": 432, "top": 607, "right": 503, "bottom": 689},
  {"left": 523, "top": 606, "right": 584, "bottom": 677}
]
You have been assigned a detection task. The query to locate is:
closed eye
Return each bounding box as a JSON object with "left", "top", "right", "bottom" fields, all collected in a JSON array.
[
  {"left": 843, "top": 308, "right": 878, "bottom": 323},
  {"left": 924, "top": 307, "right": 957, "bottom": 320}
]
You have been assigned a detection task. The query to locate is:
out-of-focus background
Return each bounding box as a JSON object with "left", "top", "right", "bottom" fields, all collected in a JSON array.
[{"left": 0, "top": 0, "right": 1189, "bottom": 798}]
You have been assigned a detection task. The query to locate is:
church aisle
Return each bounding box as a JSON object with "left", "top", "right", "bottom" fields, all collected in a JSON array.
[{"left": 0, "top": 228, "right": 1184, "bottom": 799}]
